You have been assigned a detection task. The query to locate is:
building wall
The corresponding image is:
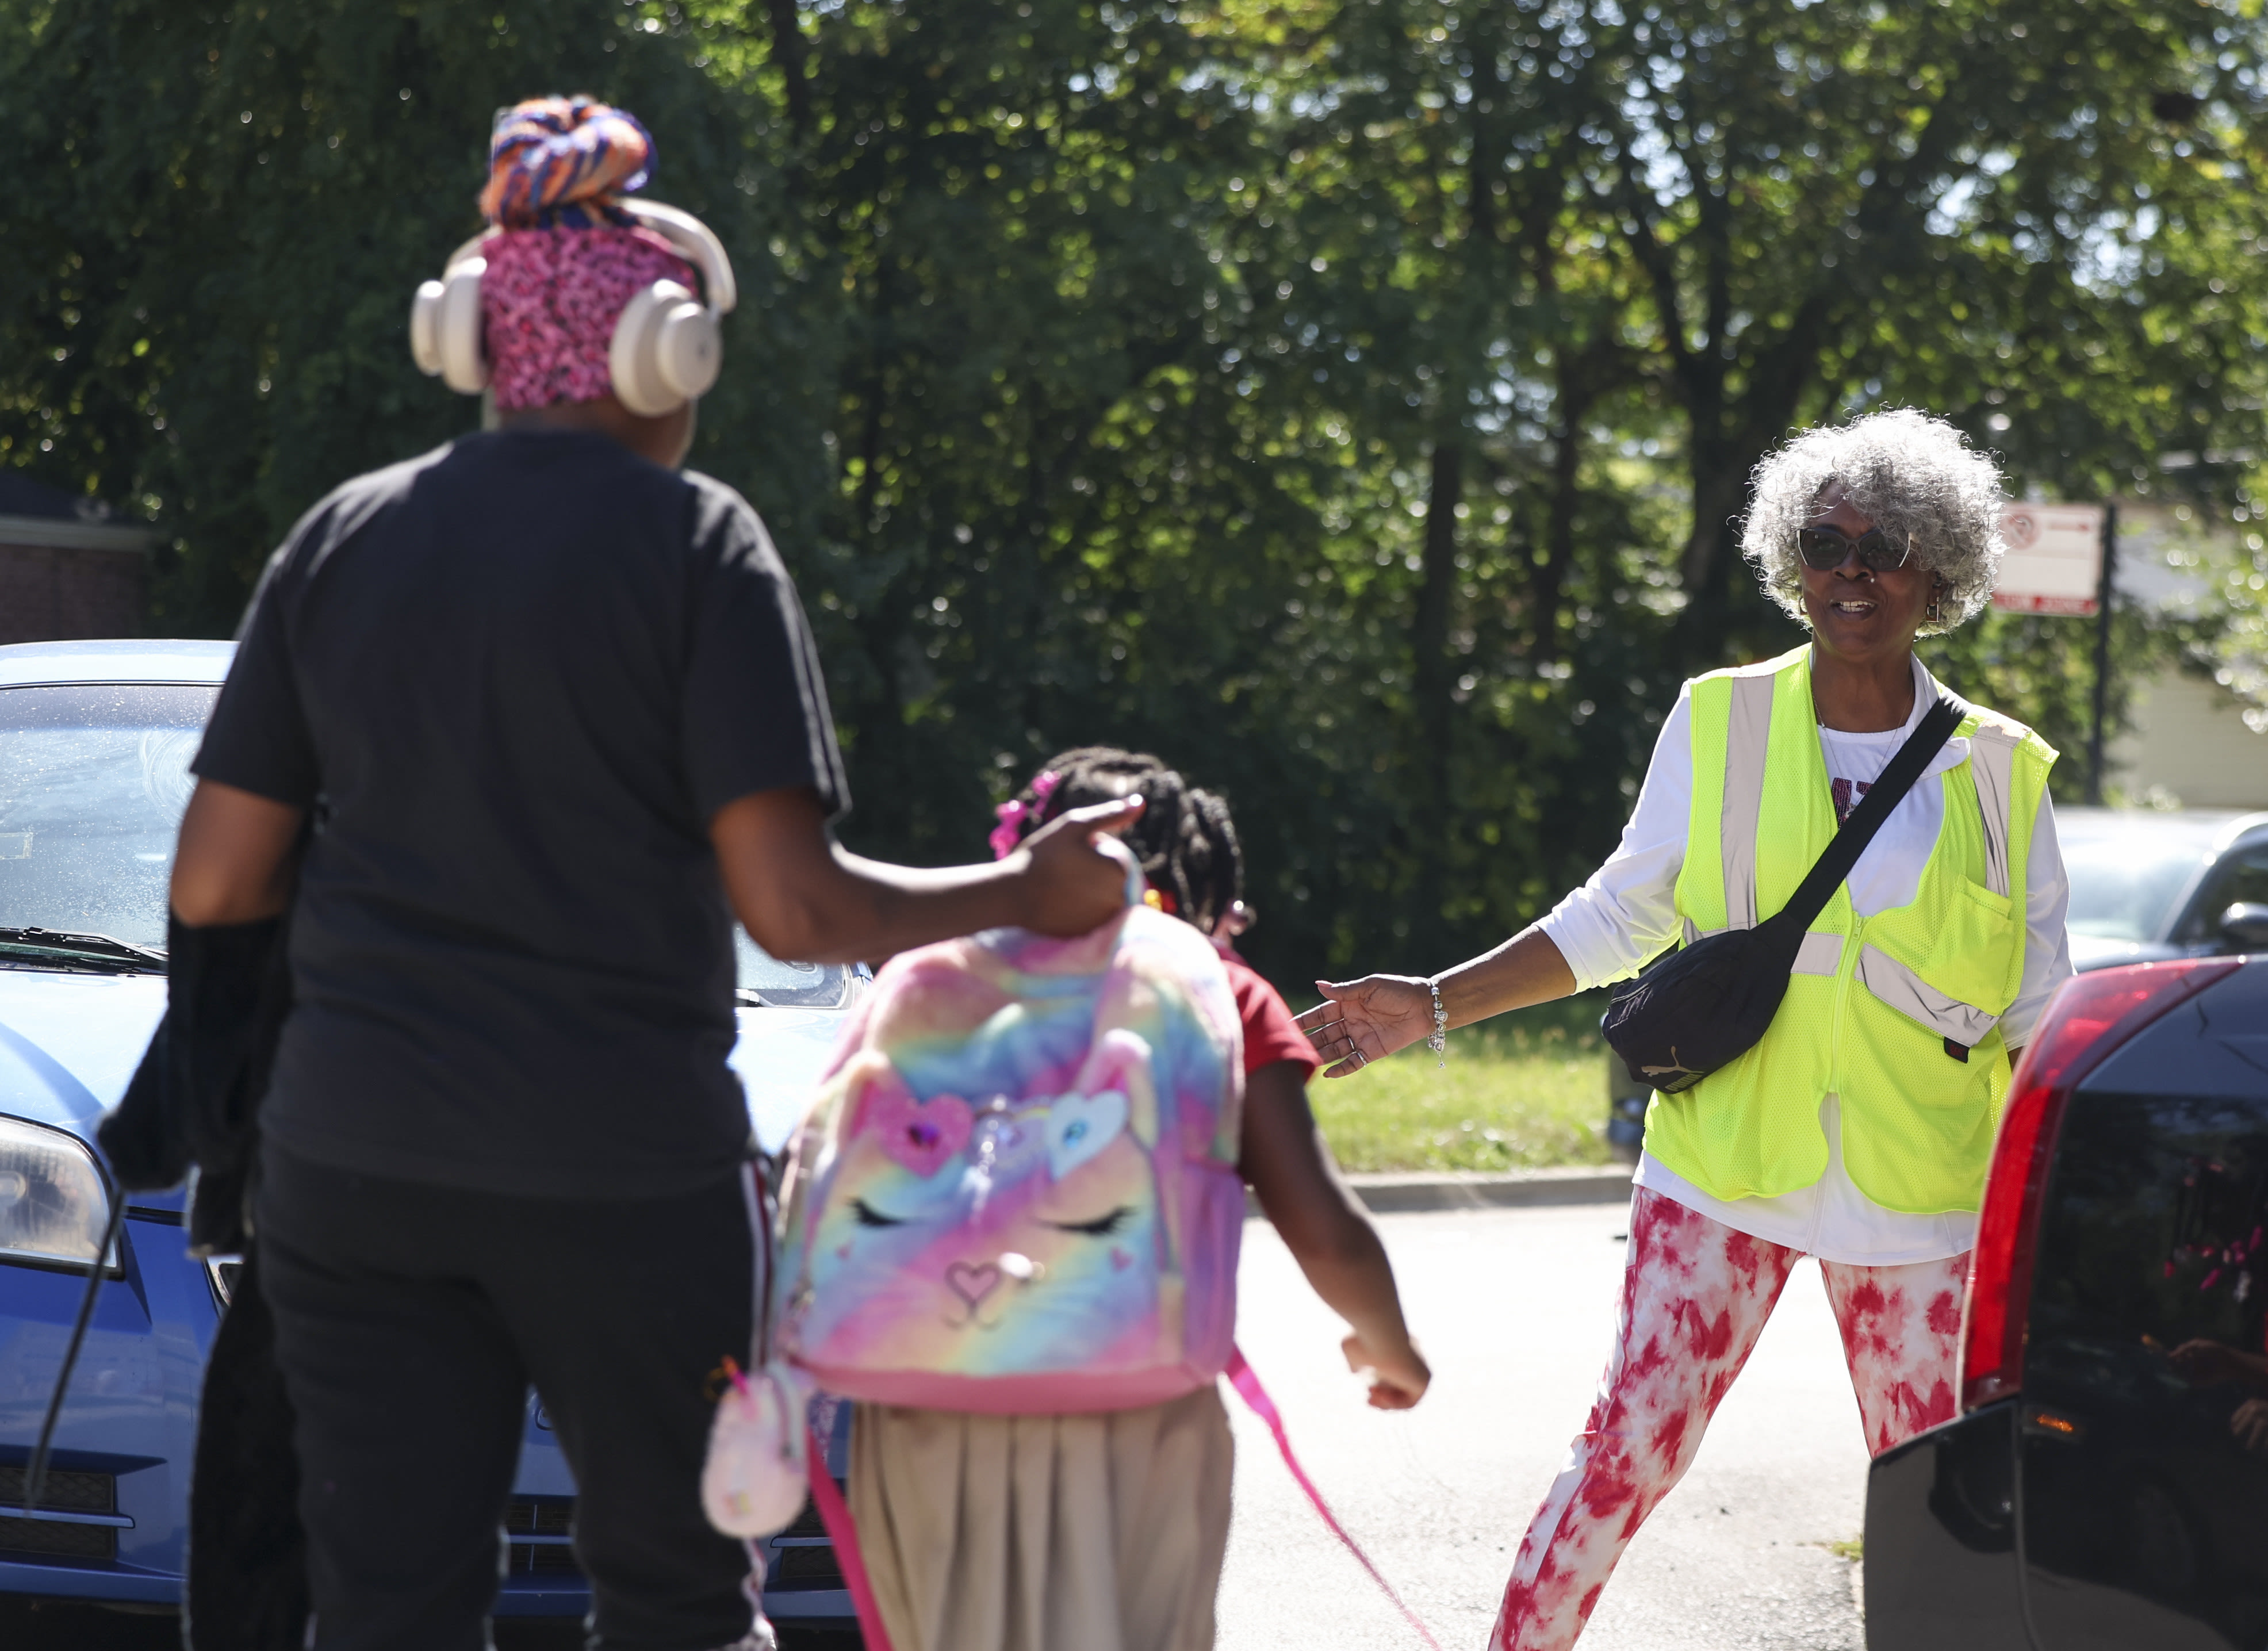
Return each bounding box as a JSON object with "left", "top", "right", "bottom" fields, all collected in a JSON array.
[
  {"left": 2108, "top": 666, "right": 2268, "bottom": 809},
  {"left": 0, "top": 542, "right": 146, "bottom": 644}
]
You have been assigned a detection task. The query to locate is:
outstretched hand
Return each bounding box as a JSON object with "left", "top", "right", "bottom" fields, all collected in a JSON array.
[
  {"left": 1294, "top": 975, "right": 1434, "bottom": 1079},
  {"left": 1015, "top": 796, "right": 1146, "bottom": 937}
]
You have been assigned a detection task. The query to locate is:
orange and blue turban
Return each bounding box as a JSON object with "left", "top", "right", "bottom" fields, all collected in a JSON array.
[
  {"left": 479, "top": 96, "right": 657, "bottom": 229},
  {"left": 474, "top": 97, "right": 696, "bottom": 411}
]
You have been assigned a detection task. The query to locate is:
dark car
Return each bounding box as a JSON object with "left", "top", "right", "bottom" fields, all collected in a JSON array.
[{"left": 1865, "top": 953, "right": 2268, "bottom": 1649}]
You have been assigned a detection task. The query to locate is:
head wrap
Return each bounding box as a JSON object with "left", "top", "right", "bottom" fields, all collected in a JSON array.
[
  {"left": 480, "top": 96, "right": 656, "bottom": 229},
  {"left": 474, "top": 97, "right": 698, "bottom": 412}
]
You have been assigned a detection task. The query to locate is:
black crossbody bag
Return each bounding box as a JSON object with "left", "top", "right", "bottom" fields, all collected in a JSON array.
[{"left": 1600, "top": 695, "right": 1964, "bottom": 1094}]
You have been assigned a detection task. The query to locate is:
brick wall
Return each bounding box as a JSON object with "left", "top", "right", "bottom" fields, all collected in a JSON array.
[{"left": 0, "top": 543, "right": 146, "bottom": 643}]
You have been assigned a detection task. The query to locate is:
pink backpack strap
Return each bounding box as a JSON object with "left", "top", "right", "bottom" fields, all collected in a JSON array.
[
  {"left": 802, "top": 1426, "right": 897, "bottom": 1651},
  {"left": 1225, "top": 1346, "right": 1443, "bottom": 1651}
]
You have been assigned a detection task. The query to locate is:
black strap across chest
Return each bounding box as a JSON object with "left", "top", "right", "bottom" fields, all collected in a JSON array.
[{"left": 1777, "top": 695, "right": 1967, "bottom": 933}]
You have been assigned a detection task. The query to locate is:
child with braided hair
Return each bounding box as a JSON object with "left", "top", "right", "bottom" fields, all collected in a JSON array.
[{"left": 844, "top": 746, "right": 1428, "bottom": 1651}]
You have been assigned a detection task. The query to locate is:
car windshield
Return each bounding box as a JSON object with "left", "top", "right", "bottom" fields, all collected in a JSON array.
[
  {"left": 733, "top": 931, "right": 856, "bottom": 1007},
  {"left": 0, "top": 679, "right": 853, "bottom": 999},
  {"left": 2059, "top": 816, "right": 2219, "bottom": 944},
  {"left": 0, "top": 683, "right": 212, "bottom": 953}
]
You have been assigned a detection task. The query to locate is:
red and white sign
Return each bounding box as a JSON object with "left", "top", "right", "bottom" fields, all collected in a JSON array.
[{"left": 1993, "top": 503, "right": 2105, "bottom": 616}]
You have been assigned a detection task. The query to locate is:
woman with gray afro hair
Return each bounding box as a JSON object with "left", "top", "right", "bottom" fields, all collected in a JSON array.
[
  {"left": 1742, "top": 408, "right": 2007, "bottom": 635},
  {"left": 1300, "top": 408, "right": 2072, "bottom": 1651}
]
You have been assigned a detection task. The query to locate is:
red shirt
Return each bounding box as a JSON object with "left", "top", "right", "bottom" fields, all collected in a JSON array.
[{"left": 1217, "top": 946, "right": 1320, "bottom": 1082}]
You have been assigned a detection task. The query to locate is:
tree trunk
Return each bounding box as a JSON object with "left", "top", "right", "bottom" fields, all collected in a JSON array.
[
  {"left": 1532, "top": 356, "right": 1588, "bottom": 662},
  {"left": 1672, "top": 437, "right": 1752, "bottom": 668},
  {"left": 1414, "top": 432, "right": 1462, "bottom": 838},
  {"left": 765, "top": 0, "right": 812, "bottom": 139}
]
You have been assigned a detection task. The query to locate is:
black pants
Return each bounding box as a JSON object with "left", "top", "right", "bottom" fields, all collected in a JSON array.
[{"left": 255, "top": 1143, "right": 760, "bottom": 1651}]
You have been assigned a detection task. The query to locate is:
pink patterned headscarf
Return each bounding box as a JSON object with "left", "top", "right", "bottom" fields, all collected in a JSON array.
[
  {"left": 481, "top": 228, "right": 694, "bottom": 411},
  {"left": 474, "top": 96, "right": 698, "bottom": 412}
]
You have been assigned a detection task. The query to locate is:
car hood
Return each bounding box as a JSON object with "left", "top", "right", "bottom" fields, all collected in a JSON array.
[
  {"left": 0, "top": 970, "right": 841, "bottom": 1167},
  {"left": 730, "top": 1003, "right": 845, "bottom": 1154},
  {"left": 2069, "top": 934, "right": 2187, "bottom": 972}
]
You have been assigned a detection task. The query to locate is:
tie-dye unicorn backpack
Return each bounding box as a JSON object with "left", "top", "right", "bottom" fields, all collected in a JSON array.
[{"left": 772, "top": 896, "right": 1245, "bottom": 1412}]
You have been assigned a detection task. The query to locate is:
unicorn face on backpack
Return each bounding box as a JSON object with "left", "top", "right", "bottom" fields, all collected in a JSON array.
[{"left": 777, "top": 906, "right": 1244, "bottom": 1413}]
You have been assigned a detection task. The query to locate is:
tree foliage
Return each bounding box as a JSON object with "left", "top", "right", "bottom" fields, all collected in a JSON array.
[{"left": 7, "top": 0, "right": 2268, "bottom": 985}]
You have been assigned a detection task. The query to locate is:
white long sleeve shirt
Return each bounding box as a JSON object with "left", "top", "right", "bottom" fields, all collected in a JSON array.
[{"left": 1537, "top": 653, "right": 2073, "bottom": 1265}]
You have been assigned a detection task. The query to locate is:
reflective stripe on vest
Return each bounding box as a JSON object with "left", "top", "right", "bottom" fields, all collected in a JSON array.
[
  {"left": 1967, "top": 725, "right": 2019, "bottom": 899},
  {"left": 1855, "top": 943, "right": 2003, "bottom": 1045},
  {"left": 1677, "top": 915, "right": 1842, "bottom": 978},
  {"left": 1719, "top": 672, "right": 1775, "bottom": 931}
]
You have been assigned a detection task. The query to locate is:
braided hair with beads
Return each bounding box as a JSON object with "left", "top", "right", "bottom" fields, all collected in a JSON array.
[{"left": 993, "top": 748, "right": 1246, "bottom": 937}]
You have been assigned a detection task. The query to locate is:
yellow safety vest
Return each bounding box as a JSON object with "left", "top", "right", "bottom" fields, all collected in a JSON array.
[{"left": 1642, "top": 645, "right": 2057, "bottom": 1215}]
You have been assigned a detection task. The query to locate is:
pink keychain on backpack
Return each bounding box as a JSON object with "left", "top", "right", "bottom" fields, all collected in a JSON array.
[
  {"left": 699, "top": 1355, "right": 810, "bottom": 1540},
  {"left": 700, "top": 1162, "right": 815, "bottom": 1542}
]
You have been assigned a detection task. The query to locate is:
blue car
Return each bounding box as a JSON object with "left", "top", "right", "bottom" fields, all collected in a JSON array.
[{"left": 0, "top": 639, "right": 855, "bottom": 1629}]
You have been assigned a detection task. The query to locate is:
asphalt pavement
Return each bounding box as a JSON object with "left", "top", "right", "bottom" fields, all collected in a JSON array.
[{"left": 1219, "top": 1200, "right": 1869, "bottom": 1651}]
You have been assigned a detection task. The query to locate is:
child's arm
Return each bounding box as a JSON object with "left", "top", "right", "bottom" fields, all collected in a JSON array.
[{"left": 1239, "top": 1061, "right": 1430, "bottom": 1409}]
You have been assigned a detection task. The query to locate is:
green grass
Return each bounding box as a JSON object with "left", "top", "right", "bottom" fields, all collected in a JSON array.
[{"left": 1304, "top": 997, "right": 1619, "bottom": 1174}]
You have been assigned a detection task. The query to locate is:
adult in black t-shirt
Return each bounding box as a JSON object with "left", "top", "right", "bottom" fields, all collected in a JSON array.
[{"left": 170, "top": 100, "right": 1135, "bottom": 1651}]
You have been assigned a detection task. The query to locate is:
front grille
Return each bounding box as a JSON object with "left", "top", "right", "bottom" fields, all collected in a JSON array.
[
  {"left": 0, "top": 1514, "right": 117, "bottom": 1562},
  {"left": 0, "top": 1465, "right": 116, "bottom": 1514},
  {"left": 489, "top": 1492, "right": 846, "bottom": 1589},
  {"left": 776, "top": 1497, "right": 826, "bottom": 1540},
  {"left": 505, "top": 1496, "right": 574, "bottom": 1538},
  {"left": 504, "top": 1494, "right": 580, "bottom": 1577},
  {"left": 509, "top": 1542, "right": 584, "bottom": 1575},
  {"left": 768, "top": 1543, "right": 844, "bottom": 1591}
]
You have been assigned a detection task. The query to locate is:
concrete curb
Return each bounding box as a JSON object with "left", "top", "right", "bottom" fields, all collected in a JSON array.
[
  {"left": 1248, "top": 1164, "right": 1637, "bottom": 1219},
  {"left": 1346, "top": 1165, "right": 1637, "bottom": 1213}
]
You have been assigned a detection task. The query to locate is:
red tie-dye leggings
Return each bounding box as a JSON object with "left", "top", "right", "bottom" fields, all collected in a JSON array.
[{"left": 1489, "top": 1186, "right": 1967, "bottom": 1651}]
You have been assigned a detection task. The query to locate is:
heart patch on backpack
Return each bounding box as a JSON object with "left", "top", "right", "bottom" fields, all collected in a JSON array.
[
  {"left": 866, "top": 1088, "right": 975, "bottom": 1179},
  {"left": 945, "top": 1259, "right": 1003, "bottom": 1309},
  {"left": 1046, "top": 1090, "right": 1128, "bottom": 1179}
]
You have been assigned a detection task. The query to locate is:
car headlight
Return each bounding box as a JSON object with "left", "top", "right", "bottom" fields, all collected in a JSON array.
[{"left": 0, "top": 1115, "right": 117, "bottom": 1271}]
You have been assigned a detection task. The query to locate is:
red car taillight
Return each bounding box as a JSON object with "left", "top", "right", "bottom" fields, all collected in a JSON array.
[{"left": 1959, "top": 959, "right": 2241, "bottom": 1411}]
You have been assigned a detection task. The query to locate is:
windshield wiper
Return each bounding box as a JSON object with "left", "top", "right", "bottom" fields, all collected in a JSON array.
[{"left": 0, "top": 927, "right": 168, "bottom": 973}]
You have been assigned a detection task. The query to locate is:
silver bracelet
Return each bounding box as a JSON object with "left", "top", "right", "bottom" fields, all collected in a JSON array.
[{"left": 1426, "top": 977, "right": 1447, "bottom": 1067}]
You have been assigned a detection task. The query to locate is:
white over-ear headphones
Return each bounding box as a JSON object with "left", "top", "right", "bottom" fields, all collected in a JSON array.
[{"left": 408, "top": 200, "right": 738, "bottom": 416}]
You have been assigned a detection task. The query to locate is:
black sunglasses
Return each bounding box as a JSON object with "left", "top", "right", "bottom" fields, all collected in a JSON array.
[{"left": 1796, "top": 526, "right": 1913, "bottom": 573}]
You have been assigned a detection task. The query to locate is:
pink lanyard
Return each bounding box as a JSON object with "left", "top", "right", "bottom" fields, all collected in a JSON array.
[{"left": 1225, "top": 1347, "right": 1444, "bottom": 1651}]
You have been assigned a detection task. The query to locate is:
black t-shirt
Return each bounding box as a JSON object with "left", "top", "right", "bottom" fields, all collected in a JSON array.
[{"left": 194, "top": 430, "right": 848, "bottom": 1198}]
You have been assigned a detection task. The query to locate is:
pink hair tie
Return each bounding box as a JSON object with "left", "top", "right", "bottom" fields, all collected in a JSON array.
[{"left": 989, "top": 770, "right": 1061, "bottom": 860}]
